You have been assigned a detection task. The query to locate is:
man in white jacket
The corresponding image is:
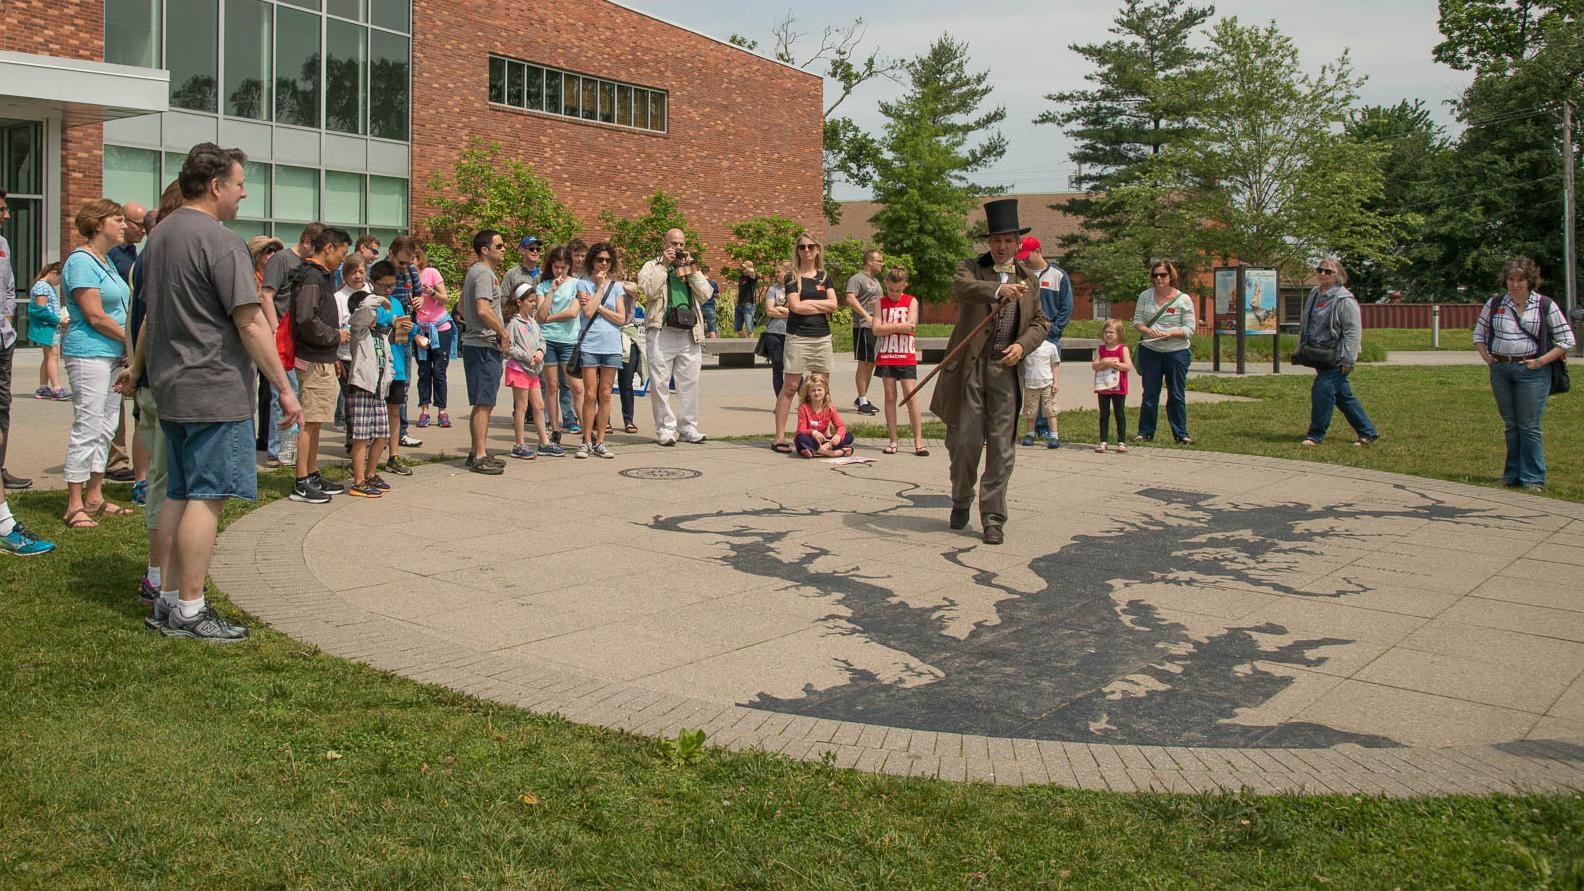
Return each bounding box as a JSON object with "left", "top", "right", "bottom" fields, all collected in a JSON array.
[{"left": 636, "top": 228, "right": 711, "bottom": 446}]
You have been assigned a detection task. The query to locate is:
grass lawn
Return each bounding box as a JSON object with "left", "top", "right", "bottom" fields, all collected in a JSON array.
[{"left": 3, "top": 366, "right": 1583, "bottom": 887}]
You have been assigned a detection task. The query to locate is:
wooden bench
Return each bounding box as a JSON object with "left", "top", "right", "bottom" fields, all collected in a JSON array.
[{"left": 700, "top": 337, "right": 1099, "bottom": 367}]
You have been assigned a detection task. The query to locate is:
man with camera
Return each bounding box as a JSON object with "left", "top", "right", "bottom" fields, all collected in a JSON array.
[{"left": 636, "top": 228, "right": 711, "bottom": 445}]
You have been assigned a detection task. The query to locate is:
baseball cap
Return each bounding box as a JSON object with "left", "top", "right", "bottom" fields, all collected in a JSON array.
[
  {"left": 519, "top": 235, "right": 541, "bottom": 248},
  {"left": 1015, "top": 236, "right": 1041, "bottom": 261}
]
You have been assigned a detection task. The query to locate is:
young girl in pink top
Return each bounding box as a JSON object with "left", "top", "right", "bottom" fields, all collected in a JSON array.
[
  {"left": 794, "top": 373, "right": 854, "bottom": 458},
  {"left": 413, "top": 247, "right": 454, "bottom": 429},
  {"left": 1092, "top": 318, "right": 1133, "bottom": 453},
  {"left": 872, "top": 266, "right": 927, "bottom": 456}
]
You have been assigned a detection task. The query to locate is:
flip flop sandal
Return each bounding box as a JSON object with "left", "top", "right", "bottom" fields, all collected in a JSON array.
[
  {"left": 771, "top": 442, "right": 793, "bottom": 453},
  {"left": 624, "top": 424, "right": 638, "bottom": 434},
  {"left": 839, "top": 447, "right": 854, "bottom": 457},
  {"left": 882, "top": 443, "right": 898, "bottom": 455},
  {"left": 63, "top": 508, "right": 99, "bottom": 529},
  {"left": 914, "top": 447, "right": 930, "bottom": 457},
  {"left": 87, "top": 501, "right": 135, "bottom": 517}
]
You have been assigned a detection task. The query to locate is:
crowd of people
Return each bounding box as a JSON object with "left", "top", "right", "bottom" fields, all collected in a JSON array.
[{"left": 0, "top": 158, "right": 1578, "bottom": 637}]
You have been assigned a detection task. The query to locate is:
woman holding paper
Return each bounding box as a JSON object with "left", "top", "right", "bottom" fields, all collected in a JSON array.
[{"left": 1131, "top": 259, "right": 1196, "bottom": 444}]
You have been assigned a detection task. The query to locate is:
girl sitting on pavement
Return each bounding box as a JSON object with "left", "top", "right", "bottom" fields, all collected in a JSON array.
[
  {"left": 505, "top": 284, "right": 554, "bottom": 459},
  {"left": 872, "top": 266, "right": 927, "bottom": 456},
  {"left": 794, "top": 373, "right": 854, "bottom": 458}
]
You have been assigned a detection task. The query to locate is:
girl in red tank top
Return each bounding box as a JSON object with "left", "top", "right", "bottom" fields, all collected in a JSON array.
[{"left": 873, "top": 266, "right": 927, "bottom": 456}]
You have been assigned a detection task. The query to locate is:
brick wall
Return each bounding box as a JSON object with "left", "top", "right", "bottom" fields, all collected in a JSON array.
[
  {"left": 2, "top": 0, "right": 106, "bottom": 260},
  {"left": 410, "top": 0, "right": 824, "bottom": 260}
]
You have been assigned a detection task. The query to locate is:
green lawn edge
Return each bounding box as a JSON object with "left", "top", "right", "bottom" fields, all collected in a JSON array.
[{"left": 2, "top": 364, "right": 1582, "bottom": 888}]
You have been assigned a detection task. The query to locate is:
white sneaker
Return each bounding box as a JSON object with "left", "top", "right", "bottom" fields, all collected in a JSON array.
[
  {"left": 575, "top": 443, "right": 591, "bottom": 459},
  {"left": 594, "top": 442, "right": 614, "bottom": 459},
  {"left": 680, "top": 429, "right": 708, "bottom": 444},
  {"left": 657, "top": 430, "right": 677, "bottom": 447}
]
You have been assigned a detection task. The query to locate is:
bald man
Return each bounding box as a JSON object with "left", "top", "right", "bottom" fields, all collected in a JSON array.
[{"left": 108, "top": 201, "right": 150, "bottom": 283}]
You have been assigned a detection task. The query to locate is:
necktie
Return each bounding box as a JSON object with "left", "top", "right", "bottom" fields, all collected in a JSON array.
[{"left": 993, "top": 262, "right": 1016, "bottom": 276}]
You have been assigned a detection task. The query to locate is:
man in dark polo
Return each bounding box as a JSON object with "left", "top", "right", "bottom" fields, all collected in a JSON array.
[{"left": 929, "top": 199, "right": 1050, "bottom": 545}]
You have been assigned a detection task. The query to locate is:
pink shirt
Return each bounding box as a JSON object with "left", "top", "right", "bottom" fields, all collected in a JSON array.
[{"left": 415, "top": 267, "right": 450, "bottom": 327}]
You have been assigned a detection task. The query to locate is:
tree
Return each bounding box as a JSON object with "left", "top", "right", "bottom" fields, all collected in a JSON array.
[
  {"left": 1423, "top": 0, "right": 1583, "bottom": 295},
  {"left": 1038, "top": 0, "right": 1216, "bottom": 301},
  {"left": 1175, "top": 18, "right": 1394, "bottom": 274},
  {"left": 1341, "top": 101, "right": 1452, "bottom": 300},
  {"left": 724, "top": 215, "right": 804, "bottom": 280},
  {"left": 869, "top": 35, "right": 1007, "bottom": 301},
  {"left": 734, "top": 12, "right": 900, "bottom": 223},
  {"left": 598, "top": 192, "right": 703, "bottom": 273},
  {"left": 422, "top": 137, "right": 581, "bottom": 265}
]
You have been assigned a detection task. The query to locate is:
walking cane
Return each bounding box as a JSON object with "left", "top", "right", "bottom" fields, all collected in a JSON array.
[{"left": 900, "top": 281, "right": 1019, "bottom": 408}]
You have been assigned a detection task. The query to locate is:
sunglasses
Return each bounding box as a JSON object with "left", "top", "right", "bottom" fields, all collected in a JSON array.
[
  {"left": 1315, "top": 267, "right": 1335, "bottom": 275},
  {"left": 1151, "top": 271, "right": 1170, "bottom": 279},
  {"left": 591, "top": 255, "right": 612, "bottom": 264},
  {"left": 524, "top": 245, "right": 541, "bottom": 251},
  {"left": 797, "top": 243, "right": 819, "bottom": 251}
]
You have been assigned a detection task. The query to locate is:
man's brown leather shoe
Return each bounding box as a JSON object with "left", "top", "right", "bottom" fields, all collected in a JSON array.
[{"left": 982, "top": 524, "right": 1004, "bottom": 545}]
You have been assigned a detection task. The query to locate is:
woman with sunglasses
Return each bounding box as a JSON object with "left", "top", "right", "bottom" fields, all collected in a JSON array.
[
  {"left": 1131, "top": 259, "right": 1197, "bottom": 444},
  {"left": 771, "top": 234, "right": 839, "bottom": 453},
  {"left": 1298, "top": 257, "right": 1378, "bottom": 447},
  {"left": 575, "top": 242, "right": 639, "bottom": 458}
]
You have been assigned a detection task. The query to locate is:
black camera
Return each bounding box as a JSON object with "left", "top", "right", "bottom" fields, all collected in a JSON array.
[{"left": 673, "top": 250, "right": 691, "bottom": 267}]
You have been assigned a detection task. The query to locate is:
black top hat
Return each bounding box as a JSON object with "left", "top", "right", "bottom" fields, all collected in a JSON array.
[{"left": 982, "top": 198, "right": 1030, "bottom": 236}]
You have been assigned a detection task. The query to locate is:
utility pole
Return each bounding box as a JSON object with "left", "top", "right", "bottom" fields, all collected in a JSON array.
[{"left": 1564, "top": 100, "right": 1579, "bottom": 355}]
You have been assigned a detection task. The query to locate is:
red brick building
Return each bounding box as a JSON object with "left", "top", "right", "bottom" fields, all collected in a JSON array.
[{"left": 1, "top": 0, "right": 823, "bottom": 298}]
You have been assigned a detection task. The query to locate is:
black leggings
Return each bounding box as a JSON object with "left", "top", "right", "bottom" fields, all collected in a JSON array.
[
  {"left": 1099, "top": 394, "right": 1127, "bottom": 443},
  {"left": 617, "top": 340, "right": 641, "bottom": 425}
]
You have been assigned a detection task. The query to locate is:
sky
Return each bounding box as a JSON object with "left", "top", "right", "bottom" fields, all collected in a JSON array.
[{"left": 621, "top": 0, "right": 1473, "bottom": 200}]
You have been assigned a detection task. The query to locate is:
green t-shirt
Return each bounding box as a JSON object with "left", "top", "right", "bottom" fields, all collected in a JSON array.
[{"left": 667, "top": 269, "right": 690, "bottom": 310}]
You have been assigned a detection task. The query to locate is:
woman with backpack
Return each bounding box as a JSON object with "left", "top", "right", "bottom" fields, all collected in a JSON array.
[
  {"left": 1472, "top": 256, "right": 1574, "bottom": 492},
  {"left": 1296, "top": 257, "right": 1379, "bottom": 448}
]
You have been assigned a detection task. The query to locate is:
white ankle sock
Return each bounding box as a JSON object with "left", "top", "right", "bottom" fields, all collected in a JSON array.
[
  {"left": 0, "top": 503, "right": 15, "bottom": 536},
  {"left": 146, "top": 565, "right": 162, "bottom": 588},
  {"left": 175, "top": 596, "right": 206, "bottom": 620}
]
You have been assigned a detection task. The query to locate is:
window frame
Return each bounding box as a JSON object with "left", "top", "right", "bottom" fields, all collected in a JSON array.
[{"left": 486, "top": 53, "right": 669, "bottom": 134}]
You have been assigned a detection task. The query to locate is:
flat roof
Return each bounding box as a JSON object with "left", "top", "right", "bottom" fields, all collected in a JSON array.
[{"left": 603, "top": 1, "right": 822, "bottom": 79}]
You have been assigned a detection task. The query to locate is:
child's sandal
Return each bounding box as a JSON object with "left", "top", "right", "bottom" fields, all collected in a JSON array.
[{"left": 882, "top": 442, "right": 898, "bottom": 455}]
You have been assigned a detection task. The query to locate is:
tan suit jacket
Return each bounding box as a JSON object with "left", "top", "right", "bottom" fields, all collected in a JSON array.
[{"left": 928, "top": 252, "right": 1051, "bottom": 423}]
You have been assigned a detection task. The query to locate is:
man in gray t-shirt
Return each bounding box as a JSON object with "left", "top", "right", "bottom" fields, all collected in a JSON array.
[
  {"left": 845, "top": 249, "right": 886, "bottom": 414},
  {"left": 260, "top": 223, "right": 322, "bottom": 321},
  {"left": 459, "top": 230, "right": 508, "bottom": 474}
]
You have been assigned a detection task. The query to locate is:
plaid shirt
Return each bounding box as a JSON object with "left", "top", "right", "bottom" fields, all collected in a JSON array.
[
  {"left": 1473, "top": 293, "right": 1576, "bottom": 357},
  {"left": 387, "top": 259, "right": 422, "bottom": 314}
]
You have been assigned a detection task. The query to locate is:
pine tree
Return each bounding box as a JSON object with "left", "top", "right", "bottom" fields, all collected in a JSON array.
[{"left": 869, "top": 35, "right": 1006, "bottom": 301}]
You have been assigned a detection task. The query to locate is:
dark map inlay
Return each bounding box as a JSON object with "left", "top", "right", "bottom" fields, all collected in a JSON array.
[{"left": 650, "top": 478, "right": 1515, "bottom": 748}]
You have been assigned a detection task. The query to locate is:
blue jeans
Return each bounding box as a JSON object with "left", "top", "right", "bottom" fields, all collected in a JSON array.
[
  {"left": 1489, "top": 362, "right": 1550, "bottom": 486},
  {"left": 734, "top": 301, "right": 756, "bottom": 336},
  {"left": 702, "top": 299, "right": 718, "bottom": 336},
  {"left": 268, "top": 369, "right": 299, "bottom": 458},
  {"left": 1306, "top": 366, "right": 1377, "bottom": 443},
  {"left": 1137, "top": 347, "right": 1190, "bottom": 440}
]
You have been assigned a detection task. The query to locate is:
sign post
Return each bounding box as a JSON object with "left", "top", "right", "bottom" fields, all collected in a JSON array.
[{"left": 1212, "top": 265, "right": 1280, "bottom": 374}]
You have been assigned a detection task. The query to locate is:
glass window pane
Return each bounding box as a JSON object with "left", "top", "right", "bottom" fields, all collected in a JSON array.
[
  {"left": 369, "top": 32, "right": 409, "bottom": 139},
  {"left": 324, "top": 171, "right": 365, "bottom": 225},
  {"left": 2, "top": 120, "right": 43, "bottom": 194},
  {"left": 164, "top": 151, "right": 186, "bottom": 186},
  {"left": 224, "top": 0, "right": 272, "bottom": 120},
  {"left": 524, "top": 65, "right": 544, "bottom": 112},
  {"left": 544, "top": 70, "right": 562, "bottom": 116},
  {"left": 581, "top": 78, "right": 597, "bottom": 121},
  {"left": 326, "top": 0, "right": 363, "bottom": 20},
  {"left": 239, "top": 160, "right": 271, "bottom": 219},
  {"left": 167, "top": 0, "right": 218, "bottom": 112},
  {"left": 225, "top": 219, "right": 272, "bottom": 240},
  {"left": 615, "top": 85, "right": 631, "bottom": 127},
  {"left": 488, "top": 56, "right": 506, "bottom": 104},
  {"left": 102, "top": 145, "right": 160, "bottom": 210},
  {"left": 650, "top": 92, "right": 666, "bottom": 132},
  {"left": 274, "top": 165, "right": 319, "bottom": 221},
  {"left": 633, "top": 89, "right": 649, "bottom": 130},
  {"left": 105, "top": 0, "right": 160, "bottom": 68},
  {"left": 598, "top": 81, "right": 615, "bottom": 124},
  {"left": 275, "top": 7, "right": 322, "bottom": 128},
  {"left": 368, "top": 176, "right": 407, "bottom": 227},
  {"left": 506, "top": 61, "right": 524, "bottom": 107},
  {"left": 326, "top": 20, "right": 367, "bottom": 134},
  {"left": 278, "top": 0, "right": 318, "bottom": 8},
  {"left": 370, "top": 0, "right": 409, "bottom": 33},
  {"left": 563, "top": 75, "right": 581, "bottom": 117}
]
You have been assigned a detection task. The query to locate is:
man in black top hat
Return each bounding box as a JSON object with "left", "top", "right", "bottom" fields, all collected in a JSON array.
[{"left": 929, "top": 198, "right": 1050, "bottom": 544}]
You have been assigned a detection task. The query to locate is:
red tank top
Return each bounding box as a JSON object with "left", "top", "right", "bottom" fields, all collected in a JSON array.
[{"left": 875, "top": 293, "right": 917, "bottom": 366}]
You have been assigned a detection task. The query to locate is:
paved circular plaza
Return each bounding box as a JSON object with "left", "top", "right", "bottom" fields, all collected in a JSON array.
[{"left": 211, "top": 439, "right": 1584, "bottom": 796}]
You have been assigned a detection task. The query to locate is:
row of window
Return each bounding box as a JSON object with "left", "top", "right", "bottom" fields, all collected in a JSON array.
[
  {"left": 488, "top": 55, "right": 667, "bottom": 133},
  {"left": 106, "top": 0, "right": 410, "bottom": 140},
  {"left": 104, "top": 145, "right": 408, "bottom": 228}
]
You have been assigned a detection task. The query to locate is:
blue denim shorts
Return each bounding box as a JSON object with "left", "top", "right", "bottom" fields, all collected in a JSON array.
[
  {"left": 161, "top": 418, "right": 258, "bottom": 502},
  {"left": 544, "top": 340, "right": 579, "bottom": 367},
  {"left": 461, "top": 344, "right": 503, "bottom": 407},
  {"left": 580, "top": 351, "right": 623, "bottom": 369}
]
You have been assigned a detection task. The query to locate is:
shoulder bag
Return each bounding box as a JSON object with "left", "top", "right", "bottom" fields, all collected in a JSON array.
[
  {"left": 564, "top": 281, "right": 616, "bottom": 377},
  {"left": 1291, "top": 291, "right": 1345, "bottom": 368}
]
